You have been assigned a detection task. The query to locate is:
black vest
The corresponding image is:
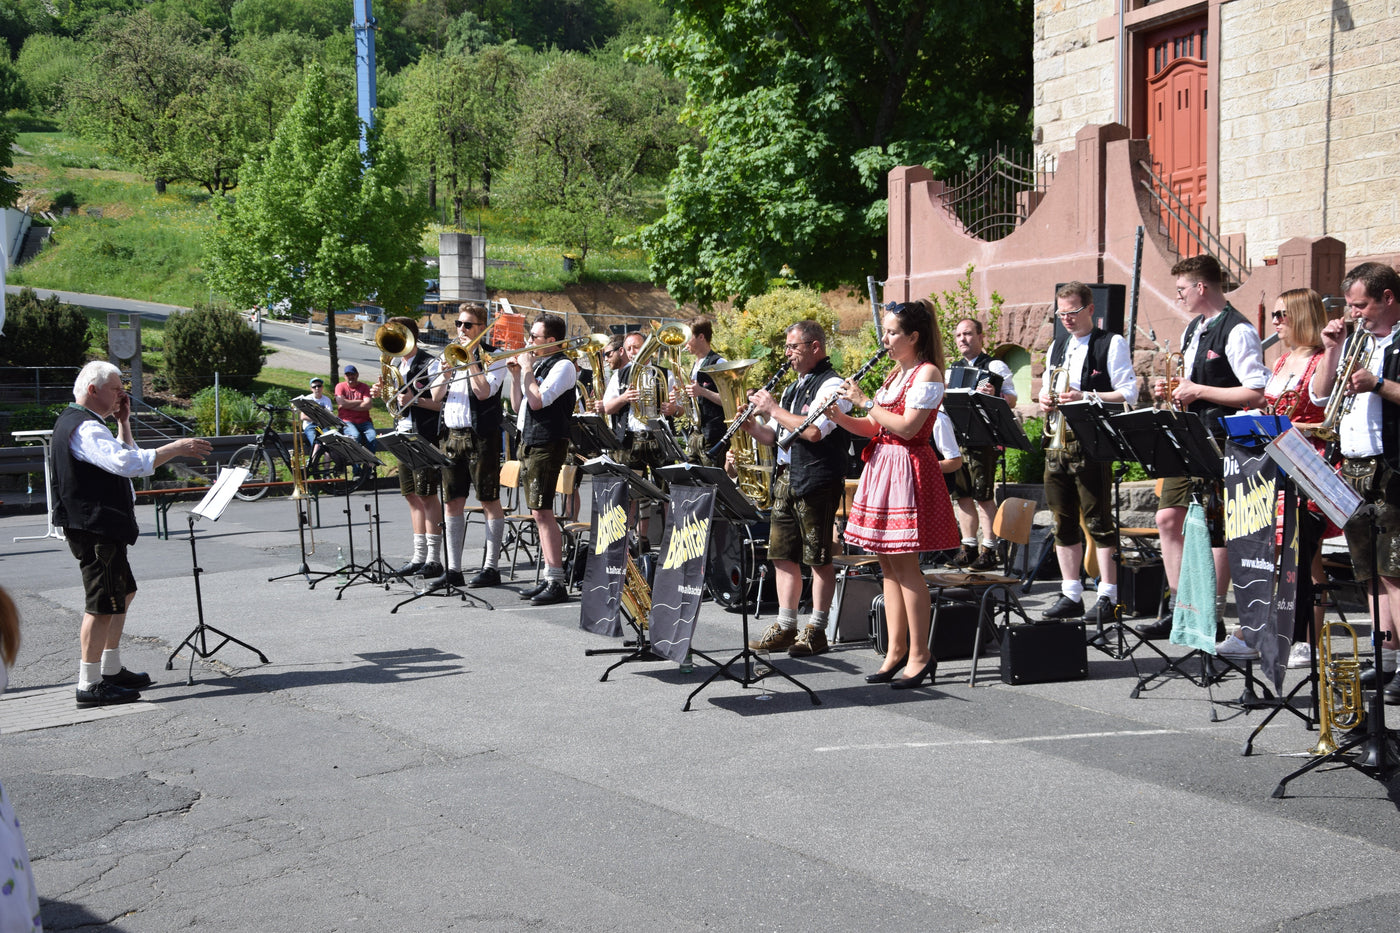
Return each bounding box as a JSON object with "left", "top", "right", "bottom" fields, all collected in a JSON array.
[
  {"left": 1182, "top": 304, "right": 1250, "bottom": 434},
  {"left": 403, "top": 351, "right": 442, "bottom": 439},
  {"left": 781, "top": 358, "right": 848, "bottom": 497},
  {"left": 466, "top": 343, "right": 504, "bottom": 435},
  {"left": 52, "top": 405, "right": 141, "bottom": 545},
  {"left": 1049, "top": 328, "right": 1116, "bottom": 393},
  {"left": 522, "top": 353, "right": 576, "bottom": 446},
  {"left": 1382, "top": 334, "right": 1400, "bottom": 470},
  {"left": 693, "top": 350, "right": 726, "bottom": 443}
]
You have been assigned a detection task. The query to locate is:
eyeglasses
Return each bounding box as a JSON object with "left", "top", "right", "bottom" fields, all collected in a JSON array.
[
  {"left": 1175, "top": 282, "right": 1202, "bottom": 296},
  {"left": 1271, "top": 310, "right": 1288, "bottom": 323},
  {"left": 530, "top": 332, "right": 549, "bottom": 341},
  {"left": 784, "top": 340, "right": 814, "bottom": 351},
  {"left": 1056, "top": 308, "right": 1083, "bottom": 317}
]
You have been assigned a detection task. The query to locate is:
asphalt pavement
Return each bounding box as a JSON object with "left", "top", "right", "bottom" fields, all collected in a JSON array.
[{"left": 1, "top": 488, "right": 1398, "bottom": 932}]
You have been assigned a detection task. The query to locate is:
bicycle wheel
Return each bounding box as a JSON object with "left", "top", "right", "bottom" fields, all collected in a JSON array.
[
  {"left": 229, "top": 444, "right": 276, "bottom": 501},
  {"left": 305, "top": 444, "right": 365, "bottom": 497}
]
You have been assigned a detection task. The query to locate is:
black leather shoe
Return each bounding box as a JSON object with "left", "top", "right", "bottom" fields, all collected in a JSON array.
[
  {"left": 76, "top": 681, "right": 141, "bottom": 708},
  {"left": 102, "top": 667, "right": 153, "bottom": 690},
  {"left": 531, "top": 581, "right": 569, "bottom": 605},
  {"left": 1384, "top": 671, "right": 1400, "bottom": 705},
  {"left": 1135, "top": 616, "right": 1174, "bottom": 640},
  {"left": 891, "top": 658, "right": 937, "bottom": 690},
  {"left": 396, "top": 561, "right": 425, "bottom": 578},
  {"left": 1083, "top": 595, "right": 1115, "bottom": 626},
  {"left": 428, "top": 569, "right": 465, "bottom": 588},
  {"left": 467, "top": 567, "right": 501, "bottom": 588},
  {"left": 865, "top": 656, "right": 908, "bottom": 684},
  {"left": 419, "top": 561, "right": 444, "bottom": 579},
  {"left": 519, "top": 579, "right": 548, "bottom": 600},
  {"left": 1042, "top": 595, "right": 1085, "bottom": 620}
]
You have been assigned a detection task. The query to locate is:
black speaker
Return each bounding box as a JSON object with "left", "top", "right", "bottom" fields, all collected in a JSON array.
[{"left": 1052, "top": 282, "right": 1126, "bottom": 345}]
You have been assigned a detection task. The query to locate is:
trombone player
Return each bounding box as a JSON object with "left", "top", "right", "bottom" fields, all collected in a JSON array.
[
  {"left": 1039, "top": 282, "right": 1138, "bottom": 624},
  {"left": 1308, "top": 262, "right": 1400, "bottom": 703},
  {"left": 430, "top": 303, "right": 508, "bottom": 589}
]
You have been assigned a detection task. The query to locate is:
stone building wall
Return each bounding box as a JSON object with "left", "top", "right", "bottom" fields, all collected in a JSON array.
[
  {"left": 1033, "top": 0, "right": 1115, "bottom": 159},
  {"left": 1217, "top": 0, "right": 1400, "bottom": 260}
]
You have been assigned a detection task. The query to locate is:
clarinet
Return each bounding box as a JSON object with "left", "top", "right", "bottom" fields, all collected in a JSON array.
[
  {"left": 706, "top": 360, "right": 793, "bottom": 462},
  {"left": 776, "top": 347, "right": 889, "bottom": 451}
]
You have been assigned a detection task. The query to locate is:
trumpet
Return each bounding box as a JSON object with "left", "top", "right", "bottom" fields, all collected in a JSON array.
[
  {"left": 1305, "top": 327, "right": 1376, "bottom": 444},
  {"left": 1265, "top": 388, "right": 1301, "bottom": 419},
  {"left": 1042, "top": 366, "right": 1070, "bottom": 450},
  {"left": 1161, "top": 351, "right": 1185, "bottom": 412}
]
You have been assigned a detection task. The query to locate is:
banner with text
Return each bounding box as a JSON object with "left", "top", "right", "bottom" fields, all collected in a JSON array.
[
  {"left": 1222, "top": 440, "right": 1287, "bottom": 683},
  {"left": 579, "top": 476, "right": 629, "bottom": 638},
  {"left": 647, "top": 484, "right": 716, "bottom": 662}
]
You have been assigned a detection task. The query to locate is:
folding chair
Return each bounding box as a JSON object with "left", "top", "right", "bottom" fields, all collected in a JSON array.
[
  {"left": 496, "top": 460, "right": 540, "bottom": 579},
  {"left": 924, "top": 497, "right": 1037, "bottom": 685}
]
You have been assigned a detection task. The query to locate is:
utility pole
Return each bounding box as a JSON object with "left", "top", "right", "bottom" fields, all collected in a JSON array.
[{"left": 353, "top": 0, "right": 378, "bottom": 155}]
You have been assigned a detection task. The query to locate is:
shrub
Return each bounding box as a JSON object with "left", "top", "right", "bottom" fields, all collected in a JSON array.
[
  {"left": 189, "top": 386, "right": 293, "bottom": 435},
  {"left": 712, "top": 287, "right": 843, "bottom": 388},
  {"left": 0, "top": 287, "right": 90, "bottom": 370},
  {"left": 1006, "top": 416, "right": 1046, "bottom": 484},
  {"left": 162, "top": 304, "right": 266, "bottom": 395}
]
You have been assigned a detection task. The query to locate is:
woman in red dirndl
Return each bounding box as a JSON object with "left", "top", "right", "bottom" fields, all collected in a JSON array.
[{"left": 830, "top": 299, "right": 959, "bottom": 689}]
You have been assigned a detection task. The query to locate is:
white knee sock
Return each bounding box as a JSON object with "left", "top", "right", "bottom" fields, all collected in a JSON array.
[
  {"left": 426, "top": 534, "right": 442, "bottom": 565},
  {"left": 100, "top": 648, "right": 122, "bottom": 676},
  {"left": 445, "top": 515, "right": 465, "bottom": 571},
  {"left": 412, "top": 533, "right": 427, "bottom": 563},
  {"left": 484, "top": 519, "right": 504, "bottom": 570}
]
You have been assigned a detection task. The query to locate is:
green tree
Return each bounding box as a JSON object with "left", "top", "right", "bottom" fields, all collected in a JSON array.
[
  {"left": 15, "top": 34, "right": 86, "bottom": 115},
  {"left": 499, "top": 48, "right": 684, "bottom": 266},
  {"left": 206, "top": 62, "right": 427, "bottom": 386},
  {"left": 0, "top": 289, "right": 89, "bottom": 369},
  {"left": 636, "top": 0, "right": 1032, "bottom": 307},
  {"left": 385, "top": 44, "right": 527, "bottom": 223},
  {"left": 66, "top": 9, "right": 251, "bottom": 192}
]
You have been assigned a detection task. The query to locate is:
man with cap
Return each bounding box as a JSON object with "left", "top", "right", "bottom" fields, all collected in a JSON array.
[
  {"left": 335, "top": 364, "right": 377, "bottom": 453},
  {"left": 299, "top": 377, "right": 336, "bottom": 448}
]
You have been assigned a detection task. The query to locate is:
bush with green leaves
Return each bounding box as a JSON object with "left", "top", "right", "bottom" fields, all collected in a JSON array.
[
  {"left": 162, "top": 304, "right": 266, "bottom": 395},
  {"left": 711, "top": 287, "right": 844, "bottom": 389},
  {"left": 0, "top": 287, "right": 90, "bottom": 370},
  {"left": 189, "top": 386, "right": 292, "bottom": 435},
  {"left": 1005, "top": 416, "right": 1046, "bottom": 484},
  {"left": 928, "top": 264, "right": 1004, "bottom": 363}
]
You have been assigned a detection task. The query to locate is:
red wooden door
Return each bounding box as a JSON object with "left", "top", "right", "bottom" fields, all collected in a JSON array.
[{"left": 1145, "top": 18, "right": 1209, "bottom": 257}]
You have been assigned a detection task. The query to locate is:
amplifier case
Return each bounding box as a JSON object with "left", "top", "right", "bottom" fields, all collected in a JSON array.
[{"left": 999, "top": 621, "right": 1088, "bottom": 685}]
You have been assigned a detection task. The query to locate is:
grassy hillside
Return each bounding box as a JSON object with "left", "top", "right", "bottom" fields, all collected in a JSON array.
[{"left": 9, "top": 131, "right": 656, "bottom": 307}]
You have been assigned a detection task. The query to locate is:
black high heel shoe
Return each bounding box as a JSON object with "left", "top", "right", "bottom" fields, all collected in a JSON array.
[
  {"left": 864, "top": 656, "right": 908, "bottom": 684},
  {"left": 890, "top": 657, "right": 937, "bottom": 690}
]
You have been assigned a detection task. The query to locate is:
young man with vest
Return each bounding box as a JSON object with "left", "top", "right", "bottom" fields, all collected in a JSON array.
[
  {"left": 741, "top": 320, "right": 853, "bottom": 657},
  {"left": 376, "top": 316, "right": 447, "bottom": 579},
  {"left": 53, "top": 361, "right": 212, "bottom": 707},
  {"left": 1135, "top": 256, "right": 1268, "bottom": 639},
  {"left": 947, "top": 316, "right": 1018, "bottom": 571},
  {"left": 1309, "top": 262, "right": 1400, "bottom": 702},
  {"left": 508, "top": 313, "right": 578, "bottom": 606},
  {"left": 1039, "top": 282, "right": 1139, "bottom": 623},
  {"left": 681, "top": 316, "right": 729, "bottom": 466},
  {"left": 431, "top": 303, "right": 508, "bottom": 589}
]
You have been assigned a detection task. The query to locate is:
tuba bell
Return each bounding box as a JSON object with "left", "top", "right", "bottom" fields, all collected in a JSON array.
[
  {"left": 700, "top": 357, "right": 775, "bottom": 509},
  {"left": 628, "top": 322, "right": 688, "bottom": 421},
  {"left": 374, "top": 321, "right": 417, "bottom": 421}
]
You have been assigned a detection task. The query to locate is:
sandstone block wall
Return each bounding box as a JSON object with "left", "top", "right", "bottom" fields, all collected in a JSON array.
[{"left": 1033, "top": 0, "right": 1115, "bottom": 158}]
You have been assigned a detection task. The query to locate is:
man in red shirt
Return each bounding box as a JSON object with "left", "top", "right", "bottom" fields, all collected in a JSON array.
[{"left": 335, "top": 365, "right": 377, "bottom": 453}]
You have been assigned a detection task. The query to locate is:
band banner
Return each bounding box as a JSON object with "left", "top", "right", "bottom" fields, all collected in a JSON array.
[
  {"left": 1267, "top": 484, "right": 1301, "bottom": 690},
  {"left": 1222, "top": 440, "right": 1284, "bottom": 679},
  {"left": 579, "top": 476, "right": 629, "bottom": 637},
  {"left": 647, "top": 483, "right": 716, "bottom": 662}
]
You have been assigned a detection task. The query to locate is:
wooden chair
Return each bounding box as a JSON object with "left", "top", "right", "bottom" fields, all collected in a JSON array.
[{"left": 496, "top": 460, "right": 540, "bottom": 579}]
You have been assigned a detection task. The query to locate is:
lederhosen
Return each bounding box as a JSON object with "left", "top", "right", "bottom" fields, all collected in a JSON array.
[
  {"left": 1043, "top": 329, "right": 1116, "bottom": 548},
  {"left": 520, "top": 353, "right": 576, "bottom": 511},
  {"left": 440, "top": 342, "right": 504, "bottom": 503},
  {"left": 768, "top": 359, "right": 848, "bottom": 567}
]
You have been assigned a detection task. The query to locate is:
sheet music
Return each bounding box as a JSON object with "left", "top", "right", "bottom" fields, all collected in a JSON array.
[
  {"left": 194, "top": 466, "right": 249, "bottom": 522},
  {"left": 1265, "top": 427, "right": 1363, "bottom": 529}
]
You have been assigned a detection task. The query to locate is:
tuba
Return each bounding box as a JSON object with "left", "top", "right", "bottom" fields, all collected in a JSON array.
[
  {"left": 566, "top": 334, "right": 610, "bottom": 406},
  {"left": 628, "top": 323, "right": 688, "bottom": 421},
  {"left": 1309, "top": 621, "right": 1365, "bottom": 756},
  {"left": 701, "top": 358, "right": 776, "bottom": 509},
  {"left": 374, "top": 321, "right": 416, "bottom": 421}
]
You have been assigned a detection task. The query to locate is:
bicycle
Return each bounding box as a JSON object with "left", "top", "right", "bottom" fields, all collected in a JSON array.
[{"left": 229, "top": 400, "right": 372, "bottom": 501}]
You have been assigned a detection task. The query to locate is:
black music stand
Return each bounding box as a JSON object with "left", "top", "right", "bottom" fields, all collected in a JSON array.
[
  {"left": 657, "top": 462, "right": 820, "bottom": 711},
  {"left": 646, "top": 417, "right": 687, "bottom": 465},
  {"left": 291, "top": 396, "right": 347, "bottom": 435},
  {"left": 1055, "top": 401, "right": 1142, "bottom": 657},
  {"left": 578, "top": 456, "right": 670, "bottom": 676},
  {"left": 373, "top": 431, "right": 456, "bottom": 594},
  {"left": 167, "top": 467, "right": 269, "bottom": 684},
  {"left": 1112, "top": 409, "right": 1229, "bottom": 697},
  {"left": 572, "top": 413, "right": 618, "bottom": 458}
]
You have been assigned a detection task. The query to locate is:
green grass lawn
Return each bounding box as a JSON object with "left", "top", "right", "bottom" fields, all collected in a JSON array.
[{"left": 11, "top": 130, "right": 660, "bottom": 309}]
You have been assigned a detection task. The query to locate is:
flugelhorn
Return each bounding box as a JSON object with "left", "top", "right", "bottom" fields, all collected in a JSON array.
[
  {"left": 1042, "top": 366, "right": 1070, "bottom": 450},
  {"left": 777, "top": 347, "right": 889, "bottom": 451},
  {"left": 1305, "top": 327, "right": 1376, "bottom": 444},
  {"left": 1309, "top": 621, "right": 1365, "bottom": 756}
]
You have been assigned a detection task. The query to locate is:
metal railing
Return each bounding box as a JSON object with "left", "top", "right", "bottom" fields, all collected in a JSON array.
[
  {"left": 1137, "top": 159, "right": 1251, "bottom": 288},
  {"left": 936, "top": 145, "right": 1056, "bottom": 241}
]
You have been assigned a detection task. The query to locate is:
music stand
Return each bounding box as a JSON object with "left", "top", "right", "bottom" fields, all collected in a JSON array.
[
  {"left": 578, "top": 456, "right": 671, "bottom": 676},
  {"left": 646, "top": 417, "right": 687, "bottom": 465},
  {"left": 572, "top": 413, "right": 618, "bottom": 458},
  {"left": 374, "top": 431, "right": 454, "bottom": 590},
  {"left": 656, "top": 463, "right": 820, "bottom": 711},
  {"left": 1112, "top": 409, "right": 1229, "bottom": 697},
  {"left": 942, "top": 390, "right": 1031, "bottom": 451},
  {"left": 166, "top": 467, "right": 270, "bottom": 684},
  {"left": 291, "top": 397, "right": 346, "bottom": 434}
]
